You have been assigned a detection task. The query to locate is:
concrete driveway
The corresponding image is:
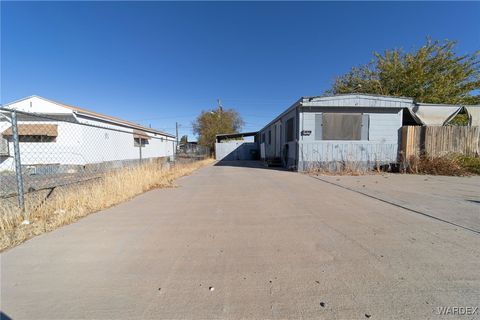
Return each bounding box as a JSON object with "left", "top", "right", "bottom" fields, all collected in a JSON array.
[
  {"left": 316, "top": 173, "right": 480, "bottom": 234},
  {"left": 1, "top": 161, "right": 480, "bottom": 319}
]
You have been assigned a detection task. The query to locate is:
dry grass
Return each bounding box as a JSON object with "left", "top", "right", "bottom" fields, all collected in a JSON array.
[
  {"left": 306, "top": 161, "right": 380, "bottom": 176},
  {"left": 404, "top": 155, "right": 468, "bottom": 176},
  {"left": 0, "top": 158, "right": 214, "bottom": 251}
]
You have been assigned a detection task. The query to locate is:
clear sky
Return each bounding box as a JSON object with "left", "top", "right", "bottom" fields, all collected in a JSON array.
[{"left": 2, "top": 1, "right": 479, "bottom": 139}]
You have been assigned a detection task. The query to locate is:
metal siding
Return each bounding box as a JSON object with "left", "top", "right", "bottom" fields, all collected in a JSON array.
[
  {"left": 361, "top": 114, "right": 369, "bottom": 140},
  {"left": 368, "top": 112, "right": 402, "bottom": 144},
  {"left": 215, "top": 142, "right": 258, "bottom": 161},
  {"left": 297, "top": 108, "right": 402, "bottom": 171},
  {"left": 259, "top": 109, "right": 297, "bottom": 161},
  {"left": 302, "top": 109, "right": 401, "bottom": 142},
  {"left": 298, "top": 141, "right": 398, "bottom": 171},
  {"left": 314, "top": 114, "right": 322, "bottom": 140}
]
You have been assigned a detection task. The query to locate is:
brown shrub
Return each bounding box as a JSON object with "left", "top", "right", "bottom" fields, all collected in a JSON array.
[{"left": 405, "top": 155, "right": 467, "bottom": 176}]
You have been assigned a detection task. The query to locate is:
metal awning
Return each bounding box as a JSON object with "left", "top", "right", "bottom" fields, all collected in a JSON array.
[
  {"left": 410, "top": 104, "right": 462, "bottom": 126},
  {"left": 216, "top": 131, "right": 258, "bottom": 143},
  {"left": 133, "top": 129, "right": 150, "bottom": 140},
  {"left": 465, "top": 105, "right": 480, "bottom": 126},
  {"left": 2, "top": 124, "right": 58, "bottom": 137}
]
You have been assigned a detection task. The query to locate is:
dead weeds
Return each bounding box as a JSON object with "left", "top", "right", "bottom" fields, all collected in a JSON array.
[{"left": 0, "top": 158, "right": 214, "bottom": 252}]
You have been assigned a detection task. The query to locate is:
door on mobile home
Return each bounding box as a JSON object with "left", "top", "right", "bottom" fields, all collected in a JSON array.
[{"left": 274, "top": 121, "right": 282, "bottom": 158}]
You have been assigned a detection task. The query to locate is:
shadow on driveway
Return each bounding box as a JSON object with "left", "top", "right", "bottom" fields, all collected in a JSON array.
[{"left": 214, "top": 160, "right": 289, "bottom": 171}]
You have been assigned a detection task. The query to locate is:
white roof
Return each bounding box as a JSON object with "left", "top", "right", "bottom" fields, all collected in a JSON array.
[
  {"left": 301, "top": 94, "right": 415, "bottom": 109},
  {"left": 2, "top": 95, "right": 175, "bottom": 138}
]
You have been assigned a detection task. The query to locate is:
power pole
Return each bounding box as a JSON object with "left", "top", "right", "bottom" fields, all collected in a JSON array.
[
  {"left": 217, "top": 98, "right": 223, "bottom": 113},
  {"left": 175, "top": 122, "right": 179, "bottom": 150}
]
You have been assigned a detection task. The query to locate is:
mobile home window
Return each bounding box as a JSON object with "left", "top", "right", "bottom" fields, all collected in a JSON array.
[
  {"left": 285, "top": 118, "right": 294, "bottom": 142},
  {"left": 268, "top": 130, "right": 271, "bottom": 145},
  {"left": 134, "top": 137, "right": 148, "bottom": 147},
  {"left": 320, "top": 113, "right": 368, "bottom": 140},
  {"left": 18, "top": 135, "right": 56, "bottom": 143}
]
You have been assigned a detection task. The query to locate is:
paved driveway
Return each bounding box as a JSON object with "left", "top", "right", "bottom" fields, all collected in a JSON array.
[
  {"left": 1, "top": 161, "right": 480, "bottom": 319},
  {"left": 316, "top": 173, "right": 480, "bottom": 233}
]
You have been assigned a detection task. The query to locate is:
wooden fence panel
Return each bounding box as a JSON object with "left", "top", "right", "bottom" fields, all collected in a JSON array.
[{"left": 401, "top": 126, "right": 480, "bottom": 159}]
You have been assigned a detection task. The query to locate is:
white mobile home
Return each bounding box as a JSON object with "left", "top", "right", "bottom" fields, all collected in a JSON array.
[
  {"left": 216, "top": 94, "right": 476, "bottom": 169},
  {"left": 0, "top": 96, "right": 176, "bottom": 172},
  {"left": 258, "top": 94, "right": 415, "bottom": 171}
]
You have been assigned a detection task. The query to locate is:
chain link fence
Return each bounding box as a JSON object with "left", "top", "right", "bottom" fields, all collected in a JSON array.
[
  {"left": 177, "top": 143, "right": 211, "bottom": 160},
  {"left": 0, "top": 108, "right": 211, "bottom": 214}
]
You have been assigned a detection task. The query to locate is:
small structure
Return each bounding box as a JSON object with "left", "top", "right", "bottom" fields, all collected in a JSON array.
[
  {"left": 215, "top": 132, "right": 258, "bottom": 161},
  {"left": 0, "top": 95, "right": 176, "bottom": 171}
]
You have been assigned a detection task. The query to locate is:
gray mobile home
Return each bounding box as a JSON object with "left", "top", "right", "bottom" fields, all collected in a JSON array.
[{"left": 258, "top": 94, "right": 415, "bottom": 171}]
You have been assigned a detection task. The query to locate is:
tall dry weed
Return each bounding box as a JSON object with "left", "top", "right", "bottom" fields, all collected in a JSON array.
[
  {"left": 306, "top": 160, "right": 375, "bottom": 176},
  {"left": 405, "top": 155, "right": 467, "bottom": 176}
]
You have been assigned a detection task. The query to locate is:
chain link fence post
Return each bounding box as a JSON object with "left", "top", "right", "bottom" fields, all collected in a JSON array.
[
  {"left": 139, "top": 137, "right": 143, "bottom": 162},
  {"left": 11, "top": 110, "right": 26, "bottom": 215}
]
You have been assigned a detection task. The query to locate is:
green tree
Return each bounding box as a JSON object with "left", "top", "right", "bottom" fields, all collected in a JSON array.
[
  {"left": 180, "top": 135, "right": 188, "bottom": 145},
  {"left": 192, "top": 107, "right": 244, "bottom": 150},
  {"left": 329, "top": 39, "right": 480, "bottom": 104}
]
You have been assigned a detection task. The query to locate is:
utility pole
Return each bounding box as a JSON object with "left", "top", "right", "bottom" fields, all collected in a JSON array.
[
  {"left": 175, "top": 122, "right": 179, "bottom": 151},
  {"left": 139, "top": 138, "right": 142, "bottom": 162}
]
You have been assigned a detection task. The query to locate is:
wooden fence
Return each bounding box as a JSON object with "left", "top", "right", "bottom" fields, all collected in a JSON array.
[{"left": 400, "top": 126, "right": 480, "bottom": 159}]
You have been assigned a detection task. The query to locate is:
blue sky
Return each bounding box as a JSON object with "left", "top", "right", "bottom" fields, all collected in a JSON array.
[{"left": 2, "top": 1, "right": 479, "bottom": 139}]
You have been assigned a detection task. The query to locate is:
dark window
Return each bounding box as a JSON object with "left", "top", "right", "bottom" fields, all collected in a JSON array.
[
  {"left": 17, "top": 135, "right": 56, "bottom": 143},
  {"left": 134, "top": 138, "right": 149, "bottom": 147},
  {"left": 261, "top": 133, "right": 265, "bottom": 143},
  {"left": 320, "top": 113, "right": 368, "bottom": 140},
  {"left": 285, "top": 118, "right": 294, "bottom": 142},
  {"left": 268, "top": 130, "right": 271, "bottom": 145}
]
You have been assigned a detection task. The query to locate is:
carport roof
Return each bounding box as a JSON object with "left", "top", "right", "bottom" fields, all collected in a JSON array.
[{"left": 216, "top": 131, "right": 258, "bottom": 143}]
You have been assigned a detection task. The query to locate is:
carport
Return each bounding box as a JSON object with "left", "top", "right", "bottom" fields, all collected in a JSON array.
[{"left": 215, "top": 131, "right": 259, "bottom": 161}]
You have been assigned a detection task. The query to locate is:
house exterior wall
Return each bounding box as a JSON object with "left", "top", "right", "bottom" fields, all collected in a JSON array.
[
  {"left": 256, "top": 95, "right": 412, "bottom": 171},
  {"left": 298, "top": 107, "right": 402, "bottom": 171},
  {"left": 4, "top": 96, "right": 73, "bottom": 114},
  {"left": 0, "top": 97, "right": 176, "bottom": 171},
  {"left": 258, "top": 108, "right": 297, "bottom": 167},
  {"left": 76, "top": 115, "right": 175, "bottom": 164}
]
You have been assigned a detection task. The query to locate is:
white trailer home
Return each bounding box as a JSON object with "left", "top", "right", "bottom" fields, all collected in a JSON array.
[
  {"left": 257, "top": 94, "right": 415, "bottom": 171},
  {"left": 0, "top": 96, "right": 176, "bottom": 172}
]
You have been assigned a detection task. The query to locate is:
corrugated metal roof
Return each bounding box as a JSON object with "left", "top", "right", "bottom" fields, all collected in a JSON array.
[
  {"left": 303, "top": 93, "right": 414, "bottom": 102},
  {"left": 301, "top": 94, "right": 415, "bottom": 108}
]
